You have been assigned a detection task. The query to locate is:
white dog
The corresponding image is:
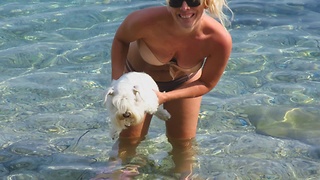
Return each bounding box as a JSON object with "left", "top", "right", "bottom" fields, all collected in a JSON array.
[{"left": 104, "top": 72, "right": 171, "bottom": 140}]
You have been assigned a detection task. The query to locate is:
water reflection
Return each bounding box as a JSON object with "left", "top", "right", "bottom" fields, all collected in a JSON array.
[
  {"left": 1, "top": 0, "right": 320, "bottom": 178},
  {"left": 245, "top": 106, "right": 320, "bottom": 146},
  {"left": 91, "top": 137, "right": 199, "bottom": 179}
]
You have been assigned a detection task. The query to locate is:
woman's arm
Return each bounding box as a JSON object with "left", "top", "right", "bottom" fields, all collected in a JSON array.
[
  {"left": 111, "top": 10, "right": 151, "bottom": 80},
  {"left": 157, "top": 30, "right": 232, "bottom": 104}
]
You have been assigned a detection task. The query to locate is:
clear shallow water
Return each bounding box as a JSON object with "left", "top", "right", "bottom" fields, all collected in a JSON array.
[{"left": 0, "top": 0, "right": 319, "bottom": 179}]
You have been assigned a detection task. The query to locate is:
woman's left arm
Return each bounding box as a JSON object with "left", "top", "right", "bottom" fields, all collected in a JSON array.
[{"left": 157, "top": 30, "right": 232, "bottom": 104}]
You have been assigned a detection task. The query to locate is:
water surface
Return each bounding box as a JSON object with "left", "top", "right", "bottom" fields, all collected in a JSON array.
[{"left": 0, "top": 0, "right": 319, "bottom": 179}]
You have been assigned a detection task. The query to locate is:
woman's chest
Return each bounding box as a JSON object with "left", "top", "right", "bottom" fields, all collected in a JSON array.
[{"left": 145, "top": 35, "right": 208, "bottom": 65}]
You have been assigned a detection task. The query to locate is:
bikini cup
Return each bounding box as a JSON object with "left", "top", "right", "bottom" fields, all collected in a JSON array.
[
  {"left": 137, "top": 40, "right": 165, "bottom": 66},
  {"left": 168, "top": 60, "right": 202, "bottom": 80},
  {"left": 136, "top": 39, "right": 203, "bottom": 80}
]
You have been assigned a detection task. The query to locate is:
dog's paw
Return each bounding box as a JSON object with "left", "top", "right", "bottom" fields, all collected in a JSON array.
[
  {"left": 109, "top": 129, "right": 120, "bottom": 140},
  {"left": 154, "top": 109, "right": 171, "bottom": 121},
  {"left": 111, "top": 133, "right": 119, "bottom": 140}
]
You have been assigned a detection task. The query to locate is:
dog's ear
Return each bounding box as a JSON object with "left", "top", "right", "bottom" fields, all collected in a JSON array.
[
  {"left": 103, "top": 87, "right": 114, "bottom": 105},
  {"left": 133, "top": 86, "right": 144, "bottom": 102},
  {"left": 133, "top": 86, "right": 139, "bottom": 95},
  {"left": 104, "top": 87, "right": 114, "bottom": 105},
  {"left": 107, "top": 88, "right": 114, "bottom": 96}
]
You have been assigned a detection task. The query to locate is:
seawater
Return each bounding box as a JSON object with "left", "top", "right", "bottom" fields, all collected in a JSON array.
[{"left": 0, "top": 0, "right": 319, "bottom": 179}]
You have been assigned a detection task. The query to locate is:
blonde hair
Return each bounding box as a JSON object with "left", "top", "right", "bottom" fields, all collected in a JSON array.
[
  {"left": 203, "top": 0, "right": 233, "bottom": 27},
  {"left": 165, "top": 0, "right": 233, "bottom": 27}
]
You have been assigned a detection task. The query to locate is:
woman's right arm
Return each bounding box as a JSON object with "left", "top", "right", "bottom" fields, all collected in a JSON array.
[
  {"left": 111, "top": 32, "right": 130, "bottom": 80},
  {"left": 111, "top": 9, "right": 154, "bottom": 80}
]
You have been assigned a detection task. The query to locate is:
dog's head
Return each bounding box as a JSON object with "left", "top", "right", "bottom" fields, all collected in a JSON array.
[{"left": 104, "top": 84, "right": 145, "bottom": 127}]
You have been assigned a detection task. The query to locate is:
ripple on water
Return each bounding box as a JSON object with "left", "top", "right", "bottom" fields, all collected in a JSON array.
[
  {"left": 1, "top": 0, "right": 320, "bottom": 179},
  {"left": 196, "top": 131, "right": 318, "bottom": 179},
  {"left": 244, "top": 106, "right": 320, "bottom": 145}
]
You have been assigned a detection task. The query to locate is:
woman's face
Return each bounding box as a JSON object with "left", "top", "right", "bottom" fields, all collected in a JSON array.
[{"left": 167, "top": 0, "right": 205, "bottom": 30}]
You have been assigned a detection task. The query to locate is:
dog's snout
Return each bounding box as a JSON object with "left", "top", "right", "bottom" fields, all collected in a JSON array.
[{"left": 123, "top": 112, "right": 131, "bottom": 118}]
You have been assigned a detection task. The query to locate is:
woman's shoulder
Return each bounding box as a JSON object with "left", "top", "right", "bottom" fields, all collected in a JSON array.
[
  {"left": 199, "top": 15, "right": 232, "bottom": 56},
  {"left": 116, "top": 6, "right": 169, "bottom": 41},
  {"left": 121, "top": 6, "right": 170, "bottom": 34},
  {"left": 203, "top": 15, "right": 232, "bottom": 45},
  {"left": 127, "top": 6, "right": 169, "bottom": 22}
]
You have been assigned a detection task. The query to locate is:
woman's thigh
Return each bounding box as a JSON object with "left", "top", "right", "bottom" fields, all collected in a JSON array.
[
  {"left": 118, "top": 95, "right": 202, "bottom": 140},
  {"left": 119, "top": 114, "right": 152, "bottom": 139},
  {"left": 164, "top": 96, "right": 202, "bottom": 140}
]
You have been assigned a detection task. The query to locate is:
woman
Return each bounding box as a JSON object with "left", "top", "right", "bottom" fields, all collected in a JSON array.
[{"left": 110, "top": 0, "right": 232, "bottom": 176}]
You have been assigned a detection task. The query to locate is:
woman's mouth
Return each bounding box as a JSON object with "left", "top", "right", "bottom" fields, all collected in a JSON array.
[{"left": 179, "top": 13, "right": 195, "bottom": 19}]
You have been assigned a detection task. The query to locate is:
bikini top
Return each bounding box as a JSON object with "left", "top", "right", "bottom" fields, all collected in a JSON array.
[{"left": 137, "top": 40, "right": 203, "bottom": 80}]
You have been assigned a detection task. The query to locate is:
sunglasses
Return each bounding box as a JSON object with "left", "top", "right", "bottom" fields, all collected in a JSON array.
[{"left": 169, "top": 0, "right": 201, "bottom": 8}]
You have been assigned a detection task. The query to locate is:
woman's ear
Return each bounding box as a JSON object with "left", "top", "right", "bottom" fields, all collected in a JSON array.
[{"left": 203, "top": 0, "right": 209, "bottom": 9}]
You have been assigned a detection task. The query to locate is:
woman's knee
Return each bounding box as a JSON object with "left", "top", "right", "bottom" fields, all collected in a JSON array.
[
  {"left": 119, "top": 114, "right": 152, "bottom": 138},
  {"left": 168, "top": 137, "right": 197, "bottom": 173}
]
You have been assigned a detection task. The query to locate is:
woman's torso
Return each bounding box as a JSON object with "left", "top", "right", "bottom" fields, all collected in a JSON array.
[
  {"left": 126, "top": 7, "right": 225, "bottom": 82},
  {"left": 127, "top": 39, "right": 204, "bottom": 82}
]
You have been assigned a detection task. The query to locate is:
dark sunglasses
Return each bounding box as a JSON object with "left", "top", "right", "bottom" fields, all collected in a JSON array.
[{"left": 169, "top": 0, "right": 201, "bottom": 8}]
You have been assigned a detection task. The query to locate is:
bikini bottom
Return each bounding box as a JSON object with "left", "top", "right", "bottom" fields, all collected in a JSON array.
[{"left": 125, "top": 60, "right": 192, "bottom": 92}]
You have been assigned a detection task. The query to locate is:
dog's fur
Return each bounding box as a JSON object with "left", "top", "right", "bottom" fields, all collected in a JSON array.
[{"left": 104, "top": 72, "right": 171, "bottom": 139}]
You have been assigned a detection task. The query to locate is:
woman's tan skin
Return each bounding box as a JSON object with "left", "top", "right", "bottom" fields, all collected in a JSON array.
[{"left": 110, "top": 1, "right": 232, "bottom": 176}]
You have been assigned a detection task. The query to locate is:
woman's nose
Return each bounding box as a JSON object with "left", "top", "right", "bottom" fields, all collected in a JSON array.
[{"left": 180, "top": 1, "right": 190, "bottom": 10}]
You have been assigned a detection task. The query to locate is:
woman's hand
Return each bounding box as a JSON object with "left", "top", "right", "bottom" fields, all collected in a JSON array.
[{"left": 154, "top": 90, "right": 167, "bottom": 105}]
